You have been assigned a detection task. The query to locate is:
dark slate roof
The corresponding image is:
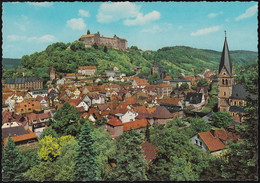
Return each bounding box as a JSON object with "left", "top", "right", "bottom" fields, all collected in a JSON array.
[
  {"left": 2, "top": 126, "right": 28, "bottom": 138},
  {"left": 231, "top": 84, "right": 256, "bottom": 100},
  {"left": 160, "top": 104, "right": 181, "bottom": 113},
  {"left": 229, "top": 106, "right": 245, "bottom": 113},
  {"left": 152, "top": 106, "right": 172, "bottom": 119},
  {"left": 4, "top": 77, "right": 42, "bottom": 84},
  {"left": 185, "top": 93, "right": 203, "bottom": 104},
  {"left": 32, "top": 90, "right": 48, "bottom": 95},
  {"left": 218, "top": 37, "right": 232, "bottom": 75}
]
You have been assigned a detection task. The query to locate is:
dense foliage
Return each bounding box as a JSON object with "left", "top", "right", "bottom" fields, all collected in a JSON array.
[
  {"left": 74, "top": 122, "right": 100, "bottom": 181},
  {"left": 2, "top": 137, "right": 26, "bottom": 182},
  {"left": 3, "top": 44, "right": 257, "bottom": 81},
  {"left": 210, "top": 112, "right": 233, "bottom": 128},
  {"left": 106, "top": 130, "right": 148, "bottom": 181}
]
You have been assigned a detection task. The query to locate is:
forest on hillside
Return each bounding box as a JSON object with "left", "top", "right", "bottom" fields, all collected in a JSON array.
[{"left": 2, "top": 41, "right": 258, "bottom": 81}]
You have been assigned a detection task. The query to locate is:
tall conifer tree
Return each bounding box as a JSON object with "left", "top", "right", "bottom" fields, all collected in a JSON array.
[
  {"left": 74, "top": 122, "right": 99, "bottom": 181},
  {"left": 2, "top": 137, "right": 26, "bottom": 181}
]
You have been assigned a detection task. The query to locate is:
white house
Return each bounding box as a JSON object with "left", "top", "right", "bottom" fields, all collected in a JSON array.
[
  {"left": 118, "top": 110, "right": 138, "bottom": 123},
  {"left": 56, "top": 78, "right": 66, "bottom": 85},
  {"left": 77, "top": 100, "right": 89, "bottom": 111}
]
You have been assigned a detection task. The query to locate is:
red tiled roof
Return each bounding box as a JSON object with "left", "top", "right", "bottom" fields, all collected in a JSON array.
[
  {"left": 211, "top": 129, "right": 240, "bottom": 142},
  {"left": 132, "top": 106, "right": 148, "bottom": 114},
  {"left": 123, "top": 119, "right": 148, "bottom": 131},
  {"left": 163, "top": 75, "right": 172, "bottom": 81},
  {"left": 159, "top": 97, "right": 182, "bottom": 106},
  {"left": 141, "top": 141, "right": 158, "bottom": 164},
  {"left": 156, "top": 83, "right": 172, "bottom": 88},
  {"left": 198, "top": 131, "right": 226, "bottom": 152},
  {"left": 107, "top": 118, "right": 123, "bottom": 126},
  {"left": 3, "top": 129, "right": 38, "bottom": 146},
  {"left": 152, "top": 106, "right": 172, "bottom": 119},
  {"left": 78, "top": 66, "right": 97, "bottom": 70},
  {"left": 68, "top": 99, "right": 82, "bottom": 106}
]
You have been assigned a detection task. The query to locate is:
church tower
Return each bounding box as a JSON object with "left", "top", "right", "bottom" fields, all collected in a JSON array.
[
  {"left": 218, "top": 31, "right": 234, "bottom": 112},
  {"left": 50, "top": 67, "right": 55, "bottom": 80}
]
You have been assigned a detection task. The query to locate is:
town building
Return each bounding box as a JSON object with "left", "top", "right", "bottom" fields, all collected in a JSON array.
[
  {"left": 151, "top": 62, "right": 166, "bottom": 80},
  {"left": 3, "top": 77, "right": 43, "bottom": 91},
  {"left": 78, "top": 66, "right": 97, "bottom": 76},
  {"left": 79, "top": 31, "right": 127, "bottom": 51},
  {"left": 50, "top": 67, "right": 55, "bottom": 80},
  {"left": 217, "top": 33, "right": 257, "bottom": 122}
]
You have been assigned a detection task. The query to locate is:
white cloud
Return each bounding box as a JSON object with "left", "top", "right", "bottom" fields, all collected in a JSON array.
[
  {"left": 225, "top": 18, "right": 230, "bottom": 22},
  {"left": 141, "top": 23, "right": 173, "bottom": 34},
  {"left": 14, "top": 15, "right": 30, "bottom": 31},
  {"left": 28, "top": 2, "right": 53, "bottom": 7},
  {"left": 235, "top": 4, "right": 258, "bottom": 21},
  {"left": 191, "top": 26, "right": 220, "bottom": 36},
  {"left": 124, "top": 11, "right": 160, "bottom": 26},
  {"left": 208, "top": 11, "right": 223, "bottom": 18},
  {"left": 7, "top": 34, "right": 57, "bottom": 43},
  {"left": 178, "top": 25, "right": 183, "bottom": 30},
  {"left": 66, "top": 18, "right": 86, "bottom": 30},
  {"left": 97, "top": 2, "right": 140, "bottom": 23},
  {"left": 78, "top": 9, "right": 90, "bottom": 17}
]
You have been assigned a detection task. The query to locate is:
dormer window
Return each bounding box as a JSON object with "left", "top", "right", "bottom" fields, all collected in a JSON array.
[{"left": 223, "top": 72, "right": 226, "bottom": 75}]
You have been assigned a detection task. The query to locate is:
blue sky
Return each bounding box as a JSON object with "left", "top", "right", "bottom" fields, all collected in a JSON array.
[{"left": 2, "top": 1, "right": 258, "bottom": 58}]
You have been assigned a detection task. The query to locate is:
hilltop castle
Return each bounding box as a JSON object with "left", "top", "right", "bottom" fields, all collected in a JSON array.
[{"left": 79, "top": 31, "right": 128, "bottom": 51}]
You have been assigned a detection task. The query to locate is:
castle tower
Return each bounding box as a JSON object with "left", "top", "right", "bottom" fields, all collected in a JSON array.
[
  {"left": 218, "top": 31, "right": 234, "bottom": 112},
  {"left": 50, "top": 67, "right": 55, "bottom": 80}
]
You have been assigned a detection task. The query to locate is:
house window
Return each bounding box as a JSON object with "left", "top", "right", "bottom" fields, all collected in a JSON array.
[
  {"left": 234, "top": 101, "right": 236, "bottom": 105},
  {"left": 224, "top": 92, "right": 226, "bottom": 96},
  {"left": 200, "top": 141, "right": 202, "bottom": 146},
  {"left": 32, "top": 104, "right": 34, "bottom": 106},
  {"left": 225, "top": 79, "right": 228, "bottom": 85},
  {"left": 222, "top": 79, "right": 224, "bottom": 85},
  {"left": 195, "top": 140, "right": 198, "bottom": 144},
  {"left": 223, "top": 72, "right": 226, "bottom": 75}
]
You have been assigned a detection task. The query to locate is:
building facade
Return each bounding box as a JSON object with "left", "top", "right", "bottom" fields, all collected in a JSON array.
[
  {"left": 3, "top": 77, "right": 43, "bottom": 91},
  {"left": 79, "top": 32, "right": 128, "bottom": 51}
]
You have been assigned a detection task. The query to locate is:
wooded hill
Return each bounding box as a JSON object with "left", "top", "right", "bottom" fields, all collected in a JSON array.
[{"left": 3, "top": 41, "right": 257, "bottom": 80}]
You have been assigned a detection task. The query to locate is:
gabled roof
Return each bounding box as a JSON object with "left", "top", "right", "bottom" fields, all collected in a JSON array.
[
  {"left": 107, "top": 118, "right": 123, "bottom": 126},
  {"left": 4, "top": 77, "right": 42, "bottom": 84},
  {"left": 218, "top": 36, "right": 232, "bottom": 75},
  {"left": 231, "top": 84, "right": 257, "bottom": 100},
  {"left": 3, "top": 129, "right": 38, "bottom": 146},
  {"left": 152, "top": 106, "right": 172, "bottom": 119},
  {"left": 159, "top": 97, "right": 182, "bottom": 106},
  {"left": 141, "top": 141, "right": 158, "bottom": 165},
  {"left": 185, "top": 93, "right": 203, "bottom": 104},
  {"left": 210, "top": 129, "right": 240, "bottom": 142},
  {"left": 198, "top": 131, "right": 226, "bottom": 152},
  {"left": 2, "top": 126, "right": 28, "bottom": 138},
  {"left": 229, "top": 106, "right": 245, "bottom": 113},
  {"left": 123, "top": 119, "right": 148, "bottom": 131}
]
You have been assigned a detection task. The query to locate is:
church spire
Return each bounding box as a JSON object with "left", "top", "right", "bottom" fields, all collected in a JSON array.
[{"left": 218, "top": 30, "right": 232, "bottom": 76}]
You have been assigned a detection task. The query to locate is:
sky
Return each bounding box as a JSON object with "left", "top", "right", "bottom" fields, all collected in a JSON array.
[{"left": 2, "top": 1, "right": 258, "bottom": 58}]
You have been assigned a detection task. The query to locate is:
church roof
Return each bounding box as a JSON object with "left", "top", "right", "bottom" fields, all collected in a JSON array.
[
  {"left": 231, "top": 84, "right": 257, "bottom": 100},
  {"left": 218, "top": 36, "right": 232, "bottom": 76}
]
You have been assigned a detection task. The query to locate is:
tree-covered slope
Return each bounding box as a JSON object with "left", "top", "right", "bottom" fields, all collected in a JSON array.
[
  {"left": 3, "top": 42, "right": 257, "bottom": 80},
  {"left": 2, "top": 58, "right": 21, "bottom": 69}
]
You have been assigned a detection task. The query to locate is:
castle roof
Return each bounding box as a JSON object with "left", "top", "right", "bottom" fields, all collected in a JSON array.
[
  {"left": 80, "top": 33, "right": 97, "bottom": 38},
  {"left": 218, "top": 35, "right": 232, "bottom": 76}
]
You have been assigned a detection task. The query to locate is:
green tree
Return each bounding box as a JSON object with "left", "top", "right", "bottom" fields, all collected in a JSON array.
[
  {"left": 2, "top": 137, "right": 26, "bottom": 182},
  {"left": 106, "top": 130, "right": 148, "bottom": 181},
  {"left": 196, "top": 78, "right": 209, "bottom": 88},
  {"left": 21, "top": 150, "right": 41, "bottom": 172},
  {"left": 93, "top": 42, "right": 99, "bottom": 49},
  {"left": 74, "top": 122, "right": 100, "bottom": 181},
  {"left": 58, "top": 135, "right": 76, "bottom": 147},
  {"left": 221, "top": 65, "right": 258, "bottom": 180},
  {"left": 210, "top": 112, "right": 233, "bottom": 128},
  {"left": 55, "top": 141, "right": 79, "bottom": 181},
  {"left": 24, "top": 161, "right": 58, "bottom": 181},
  {"left": 92, "top": 128, "right": 116, "bottom": 179},
  {"left": 104, "top": 46, "right": 108, "bottom": 53},
  {"left": 37, "top": 135, "right": 60, "bottom": 162},
  {"left": 188, "top": 117, "right": 210, "bottom": 135},
  {"left": 87, "top": 29, "right": 90, "bottom": 34},
  {"left": 47, "top": 103, "right": 81, "bottom": 136},
  {"left": 145, "top": 124, "right": 151, "bottom": 142},
  {"left": 179, "top": 83, "right": 189, "bottom": 91},
  {"left": 39, "top": 128, "right": 58, "bottom": 139},
  {"left": 169, "top": 157, "right": 196, "bottom": 181}
]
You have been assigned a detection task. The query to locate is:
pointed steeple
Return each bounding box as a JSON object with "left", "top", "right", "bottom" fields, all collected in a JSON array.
[{"left": 218, "top": 30, "right": 232, "bottom": 76}]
